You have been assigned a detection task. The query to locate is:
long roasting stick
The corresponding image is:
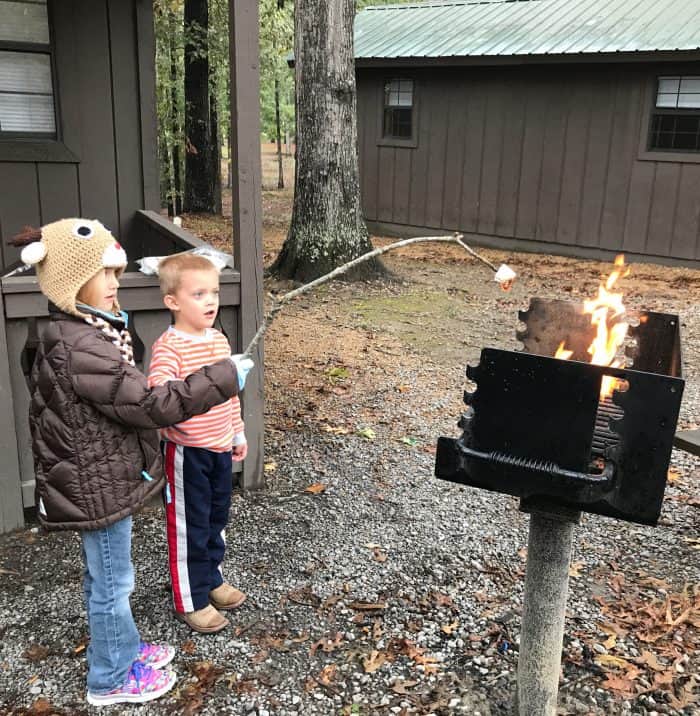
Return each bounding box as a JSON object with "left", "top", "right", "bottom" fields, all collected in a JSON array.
[{"left": 241, "top": 232, "right": 515, "bottom": 359}]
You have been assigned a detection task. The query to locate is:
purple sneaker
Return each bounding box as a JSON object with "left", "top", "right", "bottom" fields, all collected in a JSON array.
[
  {"left": 86, "top": 662, "right": 176, "bottom": 706},
  {"left": 136, "top": 641, "right": 176, "bottom": 670}
]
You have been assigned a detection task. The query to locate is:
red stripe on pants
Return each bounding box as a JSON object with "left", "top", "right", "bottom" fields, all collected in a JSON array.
[{"left": 164, "top": 442, "right": 184, "bottom": 613}]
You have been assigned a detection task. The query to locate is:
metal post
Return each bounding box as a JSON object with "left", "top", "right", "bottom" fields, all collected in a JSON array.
[{"left": 517, "top": 505, "right": 580, "bottom": 716}]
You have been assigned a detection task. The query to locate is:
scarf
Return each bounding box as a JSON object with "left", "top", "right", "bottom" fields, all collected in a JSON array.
[{"left": 79, "top": 304, "right": 135, "bottom": 367}]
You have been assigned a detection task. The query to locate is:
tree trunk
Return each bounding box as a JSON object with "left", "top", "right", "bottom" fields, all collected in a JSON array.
[
  {"left": 210, "top": 87, "right": 222, "bottom": 214},
  {"left": 169, "top": 8, "right": 182, "bottom": 216},
  {"left": 183, "top": 0, "right": 215, "bottom": 213},
  {"left": 271, "top": 0, "right": 382, "bottom": 282},
  {"left": 161, "top": 132, "right": 174, "bottom": 217},
  {"left": 274, "top": 75, "right": 284, "bottom": 190}
]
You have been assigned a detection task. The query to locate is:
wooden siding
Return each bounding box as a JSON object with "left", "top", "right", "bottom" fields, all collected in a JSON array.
[
  {"left": 0, "top": 0, "right": 158, "bottom": 272},
  {"left": 357, "top": 62, "right": 700, "bottom": 264}
]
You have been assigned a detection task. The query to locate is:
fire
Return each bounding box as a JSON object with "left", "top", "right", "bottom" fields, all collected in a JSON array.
[
  {"left": 555, "top": 255, "right": 630, "bottom": 399},
  {"left": 555, "top": 341, "right": 573, "bottom": 360}
]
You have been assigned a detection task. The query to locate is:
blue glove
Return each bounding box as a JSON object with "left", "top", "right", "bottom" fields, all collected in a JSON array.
[{"left": 231, "top": 354, "right": 254, "bottom": 391}]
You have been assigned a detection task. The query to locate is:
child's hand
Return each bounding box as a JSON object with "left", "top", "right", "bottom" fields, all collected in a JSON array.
[
  {"left": 231, "top": 355, "right": 254, "bottom": 390},
  {"left": 232, "top": 441, "right": 248, "bottom": 461}
]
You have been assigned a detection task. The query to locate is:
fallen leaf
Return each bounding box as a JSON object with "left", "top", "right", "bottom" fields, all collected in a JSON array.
[
  {"left": 668, "top": 677, "right": 700, "bottom": 709},
  {"left": 638, "top": 650, "right": 665, "bottom": 672},
  {"left": 190, "top": 659, "right": 224, "bottom": 687},
  {"left": 603, "top": 634, "right": 617, "bottom": 649},
  {"left": 357, "top": 426, "right": 376, "bottom": 440},
  {"left": 264, "top": 461, "right": 277, "bottom": 473},
  {"left": 400, "top": 436, "right": 418, "bottom": 447},
  {"left": 683, "top": 537, "right": 700, "bottom": 548},
  {"left": 309, "top": 632, "right": 343, "bottom": 656},
  {"left": 304, "top": 483, "right": 327, "bottom": 495},
  {"left": 363, "top": 650, "right": 386, "bottom": 673},
  {"left": 639, "top": 576, "right": 671, "bottom": 590},
  {"left": 441, "top": 620, "right": 459, "bottom": 635},
  {"left": 318, "top": 664, "right": 337, "bottom": 685},
  {"left": 652, "top": 670, "right": 674, "bottom": 688},
  {"left": 348, "top": 601, "right": 387, "bottom": 611},
  {"left": 373, "top": 548, "right": 387, "bottom": 563},
  {"left": 601, "top": 675, "right": 636, "bottom": 697},
  {"left": 24, "top": 644, "right": 50, "bottom": 662},
  {"left": 395, "top": 385, "right": 410, "bottom": 393},
  {"left": 391, "top": 679, "right": 419, "bottom": 694},
  {"left": 321, "top": 425, "right": 349, "bottom": 435},
  {"left": 181, "top": 640, "right": 196, "bottom": 655},
  {"left": 667, "top": 467, "right": 682, "bottom": 483},
  {"left": 252, "top": 649, "right": 269, "bottom": 664},
  {"left": 25, "top": 698, "right": 58, "bottom": 716},
  {"left": 568, "top": 561, "right": 584, "bottom": 578},
  {"left": 326, "top": 366, "right": 349, "bottom": 382},
  {"left": 595, "top": 654, "right": 632, "bottom": 669},
  {"left": 432, "top": 592, "right": 454, "bottom": 608}
]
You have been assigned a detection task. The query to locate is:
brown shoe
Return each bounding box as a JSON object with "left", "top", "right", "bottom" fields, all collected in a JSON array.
[
  {"left": 209, "top": 583, "right": 247, "bottom": 611},
  {"left": 175, "top": 605, "right": 229, "bottom": 634}
]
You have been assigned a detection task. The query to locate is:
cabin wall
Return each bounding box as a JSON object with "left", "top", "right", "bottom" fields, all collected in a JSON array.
[
  {"left": 357, "top": 62, "right": 700, "bottom": 264},
  {"left": 0, "top": 0, "right": 158, "bottom": 271}
]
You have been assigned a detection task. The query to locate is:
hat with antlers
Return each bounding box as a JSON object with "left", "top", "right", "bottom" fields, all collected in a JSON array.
[{"left": 9, "top": 219, "right": 128, "bottom": 317}]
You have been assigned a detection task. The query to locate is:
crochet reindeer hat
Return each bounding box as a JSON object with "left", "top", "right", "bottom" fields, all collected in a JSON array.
[{"left": 10, "top": 219, "right": 128, "bottom": 317}]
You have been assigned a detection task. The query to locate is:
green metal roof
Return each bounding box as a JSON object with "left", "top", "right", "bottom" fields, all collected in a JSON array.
[{"left": 355, "top": 0, "right": 700, "bottom": 60}]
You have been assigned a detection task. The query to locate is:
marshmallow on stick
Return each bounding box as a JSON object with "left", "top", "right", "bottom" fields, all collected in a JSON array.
[{"left": 494, "top": 263, "right": 517, "bottom": 291}]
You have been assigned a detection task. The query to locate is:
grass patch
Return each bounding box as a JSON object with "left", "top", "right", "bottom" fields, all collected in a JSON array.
[{"left": 349, "top": 289, "right": 467, "bottom": 359}]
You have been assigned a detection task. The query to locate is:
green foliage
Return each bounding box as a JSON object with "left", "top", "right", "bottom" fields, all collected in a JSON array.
[
  {"left": 259, "top": 0, "right": 295, "bottom": 142},
  {"left": 154, "top": 0, "right": 413, "bottom": 208},
  {"left": 154, "top": 0, "right": 185, "bottom": 210}
]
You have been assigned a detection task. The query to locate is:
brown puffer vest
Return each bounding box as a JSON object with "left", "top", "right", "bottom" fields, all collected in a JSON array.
[{"left": 29, "top": 311, "right": 239, "bottom": 531}]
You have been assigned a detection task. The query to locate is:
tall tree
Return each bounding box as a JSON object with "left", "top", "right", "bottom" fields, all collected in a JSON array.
[
  {"left": 271, "top": 0, "right": 382, "bottom": 282},
  {"left": 259, "top": 0, "right": 293, "bottom": 189},
  {"left": 183, "top": 0, "right": 217, "bottom": 212}
]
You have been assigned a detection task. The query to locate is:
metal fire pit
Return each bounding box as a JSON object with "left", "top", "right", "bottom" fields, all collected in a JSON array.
[
  {"left": 434, "top": 297, "right": 685, "bottom": 715},
  {"left": 436, "top": 298, "right": 684, "bottom": 525}
]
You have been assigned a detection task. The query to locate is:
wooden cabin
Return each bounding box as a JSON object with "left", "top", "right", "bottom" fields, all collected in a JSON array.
[
  {"left": 0, "top": 0, "right": 264, "bottom": 533},
  {"left": 355, "top": 0, "right": 700, "bottom": 266}
]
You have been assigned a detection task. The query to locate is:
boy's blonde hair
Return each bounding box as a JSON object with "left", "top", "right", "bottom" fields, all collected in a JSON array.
[{"left": 158, "top": 253, "right": 220, "bottom": 295}]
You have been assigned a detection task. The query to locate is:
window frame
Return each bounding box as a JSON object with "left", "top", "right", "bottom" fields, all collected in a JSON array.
[
  {"left": 638, "top": 73, "right": 700, "bottom": 164},
  {"left": 0, "top": 0, "right": 76, "bottom": 161},
  {"left": 377, "top": 76, "right": 418, "bottom": 149}
]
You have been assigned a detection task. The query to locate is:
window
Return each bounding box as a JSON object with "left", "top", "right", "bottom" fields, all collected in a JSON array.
[
  {"left": 383, "top": 78, "right": 413, "bottom": 140},
  {"left": 648, "top": 76, "right": 700, "bottom": 153},
  {"left": 0, "top": 0, "right": 56, "bottom": 138}
]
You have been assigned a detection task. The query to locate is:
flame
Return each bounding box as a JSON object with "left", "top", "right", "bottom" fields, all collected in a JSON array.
[
  {"left": 554, "top": 255, "right": 629, "bottom": 399},
  {"left": 555, "top": 341, "right": 573, "bottom": 360}
]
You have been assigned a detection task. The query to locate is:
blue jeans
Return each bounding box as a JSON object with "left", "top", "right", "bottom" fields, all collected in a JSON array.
[{"left": 80, "top": 516, "right": 140, "bottom": 693}]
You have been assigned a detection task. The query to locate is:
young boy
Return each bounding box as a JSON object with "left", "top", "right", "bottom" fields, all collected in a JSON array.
[
  {"left": 10, "top": 219, "right": 252, "bottom": 705},
  {"left": 148, "top": 253, "right": 248, "bottom": 634}
]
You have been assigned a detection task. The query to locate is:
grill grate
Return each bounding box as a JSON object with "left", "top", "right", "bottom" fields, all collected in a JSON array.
[{"left": 591, "top": 397, "right": 624, "bottom": 458}]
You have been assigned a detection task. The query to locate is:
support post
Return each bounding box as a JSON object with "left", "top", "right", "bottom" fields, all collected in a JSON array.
[
  {"left": 229, "top": 0, "right": 264, "bottom": 490},
  {"left": 517, "top": 505, "right": 580, "bottom": 716},
  {"left": 0, "top": 287, "right": 25, "bottom": 532}
]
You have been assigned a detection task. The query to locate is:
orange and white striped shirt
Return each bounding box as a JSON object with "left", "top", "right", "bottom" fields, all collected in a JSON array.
[{"left": 148, "top": 327, "right": 244, "bottom": 452}]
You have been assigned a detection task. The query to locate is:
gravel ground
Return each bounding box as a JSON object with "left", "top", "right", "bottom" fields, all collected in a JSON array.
[{"left": 0, "top": 248, "right": 698, "bottom": 715}]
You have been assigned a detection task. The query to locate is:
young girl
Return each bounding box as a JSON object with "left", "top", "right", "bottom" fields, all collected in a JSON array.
[{"left": 10, "top": 219, "right": 252, "bottom": 706}]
